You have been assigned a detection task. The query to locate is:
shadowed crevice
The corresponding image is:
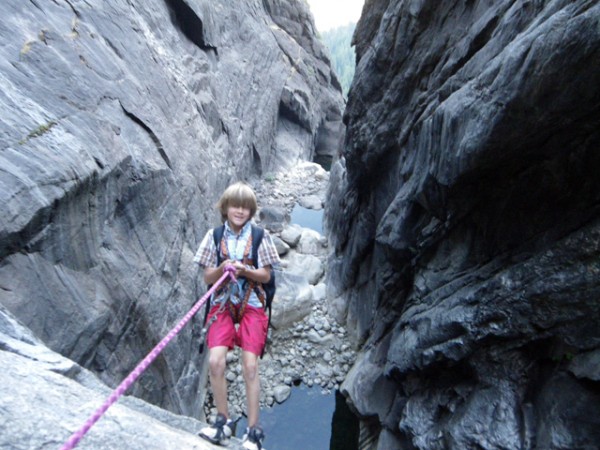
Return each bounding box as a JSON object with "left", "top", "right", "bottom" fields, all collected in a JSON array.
[{"left": 164, "top": 0, "right": 217, "bottom": 54}]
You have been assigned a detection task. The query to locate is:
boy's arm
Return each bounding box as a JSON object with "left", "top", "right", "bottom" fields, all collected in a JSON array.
[{"left": 194, "top": 229, "right": 226, "bottom": 285}]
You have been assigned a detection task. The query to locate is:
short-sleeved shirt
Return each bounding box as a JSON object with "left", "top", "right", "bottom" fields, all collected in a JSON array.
[{"left": 194, "top": 220, "right": 280, "bottom": 308}]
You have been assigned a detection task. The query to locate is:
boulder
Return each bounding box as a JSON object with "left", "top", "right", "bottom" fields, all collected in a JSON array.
[
  {"left": 296, "top": 229, "right": 326, "bottom": 255},
  {"left": 298, "top": 195, "right": 323, "bottom": 210},
  {"left": 272, "top": 385, "right": 292, "bottom": 404},
  {"left": 271, "top": 234, "right": 290, "bottom": 257},
  {"left": 270, "top": 271, "right": 313, "bottom": 329},
  {"left": 280, "top": 224, "right": 303, "bottom": 247},
  {"left": 285, "top": 252, "right": 325, "bottom": 285},
  {"left": 258, "top": 206, "right": 288, "bottom": 233}
]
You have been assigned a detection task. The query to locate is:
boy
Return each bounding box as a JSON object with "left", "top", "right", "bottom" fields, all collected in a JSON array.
[{"left": 194, "top": 181, "right": 280, "bottom": 450}]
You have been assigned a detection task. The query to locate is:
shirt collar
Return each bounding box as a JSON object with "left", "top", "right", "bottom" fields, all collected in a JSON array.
[{"left": 224, "top": 220, "right": 252, "bottom": 238}]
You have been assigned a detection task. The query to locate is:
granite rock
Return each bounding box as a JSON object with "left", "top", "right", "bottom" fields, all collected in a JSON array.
[{"left": 0, "top": 0, "right": 344, "bottom": 420}]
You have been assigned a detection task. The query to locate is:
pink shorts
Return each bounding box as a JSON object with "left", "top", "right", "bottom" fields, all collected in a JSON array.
[{"left": 206, "top": 304, "right": 268, "bottom": 355}]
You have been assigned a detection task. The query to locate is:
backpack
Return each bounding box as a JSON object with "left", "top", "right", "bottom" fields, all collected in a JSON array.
[{"left": 199, "top": 224, "right": 276, "bottom": 357}]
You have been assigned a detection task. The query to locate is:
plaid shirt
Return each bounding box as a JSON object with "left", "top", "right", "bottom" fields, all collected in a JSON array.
[{"left": 193, "top": 221, "right": 280, "bottom": 307}]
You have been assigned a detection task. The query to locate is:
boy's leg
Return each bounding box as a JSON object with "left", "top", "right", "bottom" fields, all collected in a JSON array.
[
  {"left": 209, "top": 345, "right": 230, "bottom": 417},
  {"left": 237, "top": 306, "right": 268, "bottom": 449},
  {"left": 199, "top": 309, "right": 235, "bottom": 446},
  {"left": 205, "top": 306, "right": 236, "bottom": 418},
  {"left": 237, "top": 305, "right": 268, "bottom": 429},
  {"left": 241, "top": 350, "right": 266, "bottom": 449},
  {"left": 242, "top": 350, "right": 260, "bottom": 426}
]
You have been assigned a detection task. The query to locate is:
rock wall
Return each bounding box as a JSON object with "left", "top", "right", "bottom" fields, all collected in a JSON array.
[
  {"left": 0, "top": 0, "right": 343, "bottom": 419},
  {"left": 0, "top": 304, "right": 246, "bottom": 449},
  {"left": 326, "top": 0, "right": 600, "bottom": 448}
]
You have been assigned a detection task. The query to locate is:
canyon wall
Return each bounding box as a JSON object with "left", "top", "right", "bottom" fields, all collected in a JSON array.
[
  {"left": 326, "top": 0, "right": 600, "bottom": 448},
  {"left": 0, "top": 0, "right": 343, "bottom": 419}
]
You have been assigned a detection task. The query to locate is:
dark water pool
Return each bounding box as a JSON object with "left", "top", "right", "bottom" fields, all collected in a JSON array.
[
  {"left": 236, "top": 385, "right": 359, "bottom": 449},
  {"left": 290, "top": 205, "right": 324, "bottom": 234},
  {"left": 313, "top": 154, "right": 333, "bottom": 171}
]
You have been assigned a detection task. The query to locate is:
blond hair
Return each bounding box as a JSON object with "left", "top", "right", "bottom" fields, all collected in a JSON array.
[{"left": 216, "top": 182, "right": 258, "bottom": 222}]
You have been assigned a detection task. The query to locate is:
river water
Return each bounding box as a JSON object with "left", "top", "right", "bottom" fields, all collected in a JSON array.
[
  {"left": 236, "top": 384, "right": 359, "bottom": 449},
  {"left": 290, "top": 204, "right": 325, "bottom": 234}
]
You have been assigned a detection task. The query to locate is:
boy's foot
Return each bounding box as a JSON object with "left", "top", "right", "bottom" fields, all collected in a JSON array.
[
  {"left": 198, "top": 413, "right": 233, "bottom": 446},
  {"left": 242, "top": 425, "right": 265, "bottom": 450}
]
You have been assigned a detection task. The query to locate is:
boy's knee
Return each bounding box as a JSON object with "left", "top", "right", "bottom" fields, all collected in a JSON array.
[
  {"left": 243, "top": 359, "right": 258, "bottom": 380},
  {"left": 209, "top": 354, "right": 226, "bottom": 376}
]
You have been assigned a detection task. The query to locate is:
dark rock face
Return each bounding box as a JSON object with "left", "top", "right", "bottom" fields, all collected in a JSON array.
[
  {"left": 327, "top": 1, "right": 600, "bottom": 448},
  {"left": 0, "top": 0, "right": 343, "bottom": 418}
]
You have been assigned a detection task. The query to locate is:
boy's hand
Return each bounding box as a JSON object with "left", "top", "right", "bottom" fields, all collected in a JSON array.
[
  {"left": 219, "top": 259, "right": 233, "bottom": 270},
  {"left": 230, "top": 260, "right": 247, "bottom": 277}
]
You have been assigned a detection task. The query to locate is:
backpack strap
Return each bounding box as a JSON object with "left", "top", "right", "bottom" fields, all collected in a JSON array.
[
  {"left": 213, "top": 225, "right": 225, "bottom": 265},
  {"left": 251, "top": 225, "right": 273, "bottom": 358},
  {"left": 250, "top": 225, "right": 264, "bottom": 267},
  {"left": 250, "top": 225, "right": 267, "bottom": 303}
]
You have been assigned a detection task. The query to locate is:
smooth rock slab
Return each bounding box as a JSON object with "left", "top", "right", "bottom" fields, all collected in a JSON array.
[{"left": 0, "top": 341, "right": 244, "bottom": 450}]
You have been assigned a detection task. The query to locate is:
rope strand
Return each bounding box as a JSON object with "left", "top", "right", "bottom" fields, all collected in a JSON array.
[{"left": 60, "top": 265, "right": 237, "bottom": 450}]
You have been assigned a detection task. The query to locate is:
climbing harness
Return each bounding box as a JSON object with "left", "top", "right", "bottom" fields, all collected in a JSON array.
[
  {"left": 221, "top": 231, "right": 262, "bottom": 320},
  {"left": 59, "top": 265, "right": 238, "bottom": 450},
  {"left": 198, "top": 226, "right": 270, "bottom": 355}
]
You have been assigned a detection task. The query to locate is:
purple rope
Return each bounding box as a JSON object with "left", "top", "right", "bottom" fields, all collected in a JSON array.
[{"left": 60, "top": 266, "right": 237, "bottom": 450}]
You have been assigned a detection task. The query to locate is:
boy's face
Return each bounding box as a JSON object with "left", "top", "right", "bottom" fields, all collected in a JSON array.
[{"left": 226, "top": 203, "right": 251, "bottom": 232}]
